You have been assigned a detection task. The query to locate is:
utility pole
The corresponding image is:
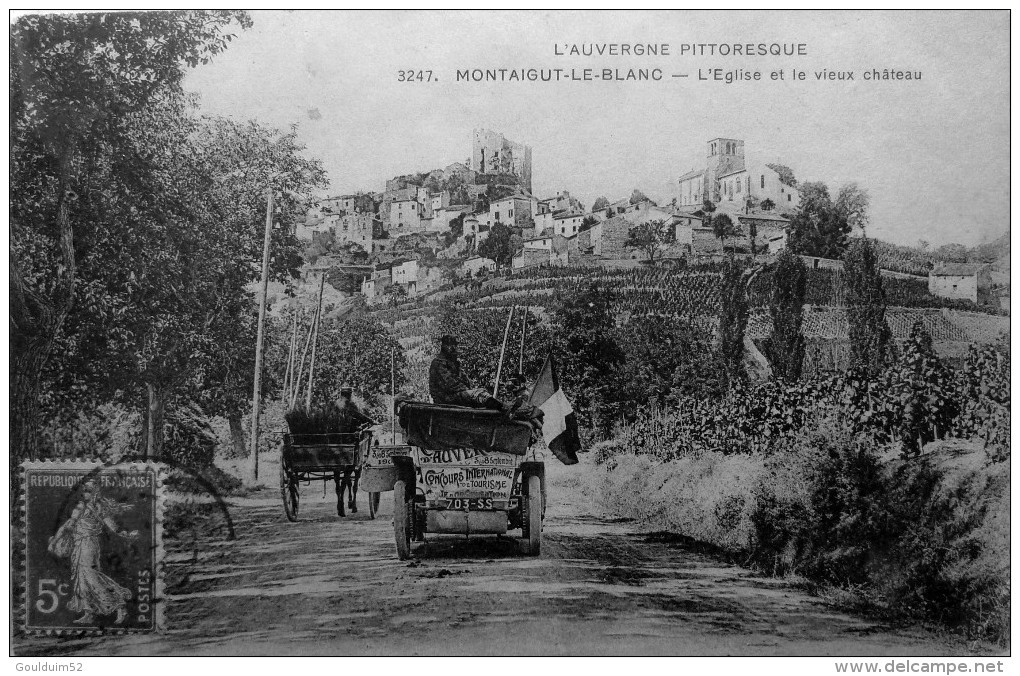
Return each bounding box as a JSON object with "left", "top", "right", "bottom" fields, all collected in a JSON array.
[
  {"left": 249, "top": 188, "right": 273, "bottom": 484},
  {"left": 493, "top": 305, "right": 515, "bottom": 396},
  {"left": 305, "top": 273, "right": 326, "bottom": 410}
]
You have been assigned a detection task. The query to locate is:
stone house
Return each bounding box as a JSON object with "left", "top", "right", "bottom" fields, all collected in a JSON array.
[{"left": 928, "top": 263, "right": 991, "bottom": 304}]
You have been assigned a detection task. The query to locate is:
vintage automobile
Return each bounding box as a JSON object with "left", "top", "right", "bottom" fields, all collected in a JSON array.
[{"left": 388, "top": 401, "right": 545, "bottom": 559}]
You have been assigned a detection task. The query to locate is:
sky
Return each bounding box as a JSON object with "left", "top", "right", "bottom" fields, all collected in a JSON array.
[{"left": 184, "top": 10, "right": 1010, "bottom": 247}]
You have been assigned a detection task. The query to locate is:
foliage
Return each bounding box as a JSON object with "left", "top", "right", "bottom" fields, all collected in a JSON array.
[
  {"left": 762, "top": 249, "right": 807, "bottom": 381},
  {"left": 629, "top": 189, "right": 650, "bottom": 204},
  {"left": 892, "top": 322, "right": 960, "bottom": 456},
  {"left": 787, "top": 182, "right": 852, "bottom": 258},
  {"left": 844, "top": 237, "right": 893, "bottom": 377},
  {"left": 594, "top": 419, "right": 1010, "bottom": 643},
  {"left": 624, "top": 219, "right": 672, "bottom": 263},
  {"left": 760, "top": 198, "right": 776, "bottom": 211},
  {"left": 711, "top": 213, "right": 740, "bottom": 247},
  {"left": 614, "top": 315, "right": 722, "bottom": 417},
  {"left": 765, "top": 163, "right": 797, "bottom": 187},
  {"left": 591, "top": 196, "right": 610, "bottom": 212},
  {"left": 580, "top": 215, "right": 599, "bottom": 232},
  {"left": 476, "top": 222, "right": 515, "bottom": 269},
  {"left": 700, "top": 199, "right": 716, "bottom": 226},
  {"left": 163, "top": 401, "right": 218, "bottom": 468},
  {"left": 717, "top": 259, "right": 749, "bottom": 388},
  {"left": 10, "top": 11, "right": 252, "bottom": 470},
  {"left": 293, "top": 312, "right": 407, "bottom": 418},
  {"left": 552, "top": 285, "right": 627, "bottom": 440},
  {"left": 836, "top": 183, "right": 871, "bottom": 234},
  {"left": 952, "top": 338, "right": 1010, "bottom": 461}
]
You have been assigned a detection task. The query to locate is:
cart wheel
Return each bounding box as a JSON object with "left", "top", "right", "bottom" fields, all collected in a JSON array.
[
  {"left": 393, "top": 480, "right": 412, "bottom": 560},
  {"left": 281, "top": 465, "right": 299, "bottom": 522},
  {"left": 368, "top": 492, "right": 381, "bottom": 519},
  {"left": 522, "top": 475, "right": 542, "bottom": 555}
]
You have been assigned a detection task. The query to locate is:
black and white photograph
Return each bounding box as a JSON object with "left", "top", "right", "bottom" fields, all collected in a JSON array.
[{"left": 8, "top": 9, "right": 1012, "bottom": 665}]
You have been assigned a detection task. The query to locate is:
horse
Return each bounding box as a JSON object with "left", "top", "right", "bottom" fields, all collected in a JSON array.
[{"left": 333, "top": 467, "right": 360, "bottom": 517}]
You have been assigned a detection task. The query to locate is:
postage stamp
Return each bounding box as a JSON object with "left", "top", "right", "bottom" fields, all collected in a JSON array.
[{"left": 21, "top": 461, "right": 164, "bottom": 634}]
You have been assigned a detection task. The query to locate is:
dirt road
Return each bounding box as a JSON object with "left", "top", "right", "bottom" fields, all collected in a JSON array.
[{"left": 16, "top": 460, "right": 975, "bottom": 656}]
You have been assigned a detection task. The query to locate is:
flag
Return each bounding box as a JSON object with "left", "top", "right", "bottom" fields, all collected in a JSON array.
[{"left": 528, "top": 353, "right": 582, "bottom": 465}]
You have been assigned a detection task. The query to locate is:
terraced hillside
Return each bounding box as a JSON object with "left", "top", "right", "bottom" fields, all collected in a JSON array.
[{"left": 372, "top": 263, "right": 1009, "bottom": 381}]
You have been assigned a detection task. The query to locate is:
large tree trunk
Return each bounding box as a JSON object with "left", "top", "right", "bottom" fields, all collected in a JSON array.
[
  {"left": 9, "top": 344, "right": 49, "bottom": 506},
  {"left": 145, "top": 383, "right": 167, "bottom": 461},
  {"left": 228, "top": 411, "right": 246, "bottom": 458},
  {"left": 9, "top": 144, "right": 77, "bottom": 509}
]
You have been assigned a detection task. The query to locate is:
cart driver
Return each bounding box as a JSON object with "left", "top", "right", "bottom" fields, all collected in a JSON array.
[
  {"left": 336, "top": 386, "right": 375, "bottom": 435},
  {"left": 429, "top": 335, "right": 505, "bottom": 410}
]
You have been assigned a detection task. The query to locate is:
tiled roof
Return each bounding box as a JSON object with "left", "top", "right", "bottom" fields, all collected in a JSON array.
[{"left": 931, "top": 263, "right": 987, "bottom": 277}]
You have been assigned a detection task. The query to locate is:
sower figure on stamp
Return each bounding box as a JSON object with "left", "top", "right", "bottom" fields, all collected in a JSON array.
[
  {"left": 429, "top": 335, "right": 506, "bottom": 410},
  {"left": 48, "top": 480, "right": 139, "bottom": 624},
  {"left": 333, "top": 385, "right": 375, "bottom": 516}
]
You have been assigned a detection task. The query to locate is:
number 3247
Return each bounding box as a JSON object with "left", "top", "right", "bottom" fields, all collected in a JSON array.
[{"left": 398, "top": 70, "right": 434, "bottom": 82}]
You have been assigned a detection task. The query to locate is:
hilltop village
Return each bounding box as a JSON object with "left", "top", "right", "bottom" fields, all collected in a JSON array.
[{"left": 296, "top": 129, "right": 804, "bottom": 303}]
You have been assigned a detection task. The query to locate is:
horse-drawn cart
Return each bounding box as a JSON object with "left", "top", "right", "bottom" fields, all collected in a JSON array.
[
  {"left": 279, "top": 429, "right": 373, "bottom": 521},
  {"left": 388, "top": 402, "right": 546, "bottom": 559}
]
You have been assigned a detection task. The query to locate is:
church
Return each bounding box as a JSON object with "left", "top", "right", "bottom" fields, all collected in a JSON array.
[{"left": 678, "top": 138, "right": 800, "bottom": 213}]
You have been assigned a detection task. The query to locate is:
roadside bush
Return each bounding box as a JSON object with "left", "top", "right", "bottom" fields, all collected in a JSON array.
[
  {"left": 164, "top": 402, "right": 218, "bottom": 468},
  {"left": 590, "top": 414, "right": 1010, "bottom": 644}
]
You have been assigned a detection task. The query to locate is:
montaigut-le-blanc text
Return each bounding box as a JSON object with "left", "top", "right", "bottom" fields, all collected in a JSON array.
[{"left": 553, "top": 43, "right": 808, "bottom": 56}]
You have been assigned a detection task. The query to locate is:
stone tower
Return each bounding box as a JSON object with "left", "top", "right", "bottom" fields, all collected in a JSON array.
[
  {"left": 472, "top": 128, "right": 533, "bottom": 193},
  {"left": 705, "top": 138, "right": 745, "bottom": 201}
]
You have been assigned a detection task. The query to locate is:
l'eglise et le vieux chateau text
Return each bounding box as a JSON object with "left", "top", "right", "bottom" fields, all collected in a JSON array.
[{"left": 553, "top": 42, "right": 808, "bottom": 56}]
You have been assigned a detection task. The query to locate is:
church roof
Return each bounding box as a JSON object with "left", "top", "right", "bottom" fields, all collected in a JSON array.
[
  {"left": 717, "top": 167, "right": 748, "bottom": 179},
  {"left": 678, "top": 168, "right": 704, "bottom": 182}
]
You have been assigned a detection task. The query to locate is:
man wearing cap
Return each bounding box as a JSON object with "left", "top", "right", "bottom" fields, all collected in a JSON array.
[
  {"left": 336, "top": 386, "right": 375, "bottom": 434},
  {"left": 429, "top": 335, "right": 504, "bottom": 410}
]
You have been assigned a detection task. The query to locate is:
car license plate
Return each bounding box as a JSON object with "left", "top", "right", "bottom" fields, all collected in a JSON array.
[{"left": 447, "top": 497, "right": 497, "bottom": 511}]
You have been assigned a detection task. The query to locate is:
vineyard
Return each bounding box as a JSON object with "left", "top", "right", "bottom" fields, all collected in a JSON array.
[
  {"left": 611, "top": 335, "right": 1010, "bottom": 461},
  {"left": 376, "top": 263, "right": 1008, "bottom": 384}
]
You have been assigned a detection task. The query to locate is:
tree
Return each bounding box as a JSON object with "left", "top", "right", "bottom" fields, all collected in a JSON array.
[
  {"left": 137, "top": 110, "right": 323, "bottom": 460},
  {"left": 711, "top": 213, "right": 740, "bottom": 251},
  {"left": 553, "top": 286, "right": 626, "bottom": 439},
  {"left": 786, "top": 182, "right": 852, "bottom": 258},
  {"left": 580, "top": 215, "right": 599, "bottom": 232},
  {"left": 700, "top": 199, "right": 717, "bottom": 228},
  {"left": 835, "top": 183, "right": 871, "bottom": 235},
  {"left": 717, "top": 259, "right": 750, "bottom": 389},
  {"left": 765, "top": 164, "right": 797, "bottom": 188},
  {"left": 629, "top": 189, "right": 651, "bottom": 205},
  {"left": 303, "top": 314, "right": 407, "bottom": 418},
  {"left": 10, "top": 11, "right": 251, "bottom": 475},
  {"left": 844, "top": 237, "right": 893, "bottom": 378},
  {"left": 477, "top": 222, "right": 515, "bottom": 270},
  {"left": 592, "top": 196, "right": 610, "bottom": 212},
  {"left": 615, "top": 314, "right": 721, "bottom": 413},
  {"left": 761, "top": 198, "right": 776, "bottom": 212},
  {"left": 761, "top": 249, "right": 807, "bottom": 381},
  {"left": 625, "top": 219, "right": 671, "bottom": 263},
  {"left": 893, "top": 322, "right": 958, "bottom": 456}
]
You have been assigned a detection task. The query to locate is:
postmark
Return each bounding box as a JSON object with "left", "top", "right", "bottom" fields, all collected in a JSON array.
[{"left": 21, "top": 461, "right": 164, "bottom": 634}]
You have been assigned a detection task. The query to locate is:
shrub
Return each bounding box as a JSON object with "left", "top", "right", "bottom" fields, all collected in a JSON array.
[{"left": 590, "top": 414, "right": 1010, "bottom": 643}]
